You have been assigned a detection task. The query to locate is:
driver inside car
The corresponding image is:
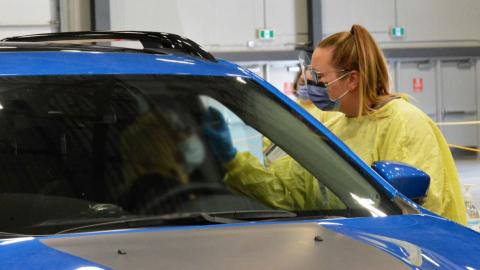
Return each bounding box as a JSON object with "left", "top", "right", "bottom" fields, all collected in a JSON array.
[{"left": 120, "top": 108, "right": 207, "bottom": 213}]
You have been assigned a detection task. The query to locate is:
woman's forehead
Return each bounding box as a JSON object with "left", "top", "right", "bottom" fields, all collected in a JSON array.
[{"left": 312, "top": 47, "right": 334, "bottom": 70}]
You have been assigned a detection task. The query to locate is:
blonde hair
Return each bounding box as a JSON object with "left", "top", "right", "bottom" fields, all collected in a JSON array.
[{"left": 318, "top": 24, "right": 395, "bottom": 115}]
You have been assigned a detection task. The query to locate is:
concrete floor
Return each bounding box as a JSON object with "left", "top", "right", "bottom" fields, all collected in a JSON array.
[
  {"left": 455, "top": 158, "right": 480, "bottom": 186},
  {"left": 455, "top": 158, "right": 480, "bottom": 231}
]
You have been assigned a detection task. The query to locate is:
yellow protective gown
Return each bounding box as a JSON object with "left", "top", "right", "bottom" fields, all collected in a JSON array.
[
  {"left": 225, "top": 152, "right": 345, "bottom": 210},
  {"left": 225, "top": 98, "right": 467, "bottom": 225}
]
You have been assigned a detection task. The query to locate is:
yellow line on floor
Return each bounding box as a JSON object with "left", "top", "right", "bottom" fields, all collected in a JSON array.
[
  {"left": 437, "top": 121, "right": 480, "bottom": 126},
  {"left": 449, "top": 144, "right": 480, "bottom": 153}
]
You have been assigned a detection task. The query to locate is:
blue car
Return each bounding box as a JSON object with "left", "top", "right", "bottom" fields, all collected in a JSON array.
[{"left": 0, "top": 31, "right": 478, "bottom": 270}]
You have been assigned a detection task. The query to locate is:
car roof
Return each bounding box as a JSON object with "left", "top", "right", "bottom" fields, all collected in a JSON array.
[
  {"left": 0, "top": 31, "right": 249, "bottom": 77},
  {"left": 1, "top": 31, "right": 217, "bottom": 61},
  {"left": 0, "top": 50, "right": 247, "bottom": 77},
  {"left": 0, "top": 43, "right": 248, "bottom": 77}
]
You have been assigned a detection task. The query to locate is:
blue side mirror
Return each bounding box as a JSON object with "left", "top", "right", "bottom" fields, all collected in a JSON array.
[{"left": 371, "top": 161, "right": 430, "bottom": 201}]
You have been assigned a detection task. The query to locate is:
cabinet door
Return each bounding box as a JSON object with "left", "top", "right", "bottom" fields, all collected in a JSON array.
[
  {"left": 397, "top": 60, "right": 437, "bottom": 119},
  {"left": 0, "top": 0, "right": 52, "bottom": 25},
  {"left": 440, "top": 59, "right": 478, "bottom": 147},
  {"left": 0, "top": 0, "right": 55, "bottom": 39},
  {"left": 397, "top": 0, "right": 480, "bottom": 43},
  {"left": 321, "top": 0, "right": 395, "bottom": 42},
  {"left": 265, "top": 0, "right": 308, "bottom": 47}
]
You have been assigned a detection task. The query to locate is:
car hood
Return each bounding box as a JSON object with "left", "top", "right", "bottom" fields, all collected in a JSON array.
[
  {"left": 319, "top": 214, "right": 480, "bottom": 269},
  {"left": 0, "top": 214, "right": 478, "bottom": 270}
]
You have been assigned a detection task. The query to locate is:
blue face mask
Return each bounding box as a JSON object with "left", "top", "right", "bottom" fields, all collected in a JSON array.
[
  {"left": 306, "top": 84, "right": 337, "bottom": 111},
  {"left": 296, "top": 85, "right": 310, "bottom": 101},
  {"left": 306, "top": 71, "right": 352, "bottom": 111}
]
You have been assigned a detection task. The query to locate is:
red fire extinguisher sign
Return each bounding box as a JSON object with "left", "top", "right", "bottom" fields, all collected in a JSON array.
[{"left": 413, "top": 78, "right": 423, "bottom": 93}]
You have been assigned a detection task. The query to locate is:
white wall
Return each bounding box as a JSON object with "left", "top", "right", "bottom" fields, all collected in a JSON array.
[
  {"left": 0, "top": 0, "right": 57, "bottom": 39},
  {"left": 110, "top": 0, "right": 308, "bottom": 52}
]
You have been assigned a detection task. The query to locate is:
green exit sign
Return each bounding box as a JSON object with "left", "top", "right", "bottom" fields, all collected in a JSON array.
[
  {"left": 258, "top": 29, "right": 275, "bottom": 40},
  {"left": 390, "top": 26, "right": 405, "bottom": 38}
]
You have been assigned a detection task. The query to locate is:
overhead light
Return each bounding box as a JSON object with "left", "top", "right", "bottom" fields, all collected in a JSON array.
[{"left": 287, "top": 66, "right": 300, "bottom": 72}]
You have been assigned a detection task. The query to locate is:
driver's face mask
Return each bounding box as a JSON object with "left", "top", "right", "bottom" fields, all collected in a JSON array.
[
  {"left": 307, "top": 71, "right": 352, "bottom": 111},
  {"left": 178, "top": 134, "right": 206, "bottom": 173}
]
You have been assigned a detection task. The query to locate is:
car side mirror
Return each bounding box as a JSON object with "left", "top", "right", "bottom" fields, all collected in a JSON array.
[{"left": 371, "top": 161, "right": 430, "bottom": 201}]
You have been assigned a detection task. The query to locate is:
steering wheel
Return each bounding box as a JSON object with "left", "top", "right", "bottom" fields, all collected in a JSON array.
[{"left": 138, "top": 182, "right": 231, "bottom": 214}]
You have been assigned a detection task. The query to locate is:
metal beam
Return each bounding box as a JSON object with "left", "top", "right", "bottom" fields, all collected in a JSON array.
[
  {"left": 59, "top": 0, "right": 92, "bottom": 31},
  {"left": 307, "top": 0, "right": 322, "bottom": 50},
  {"left": 212, "top": 47, "right": 480, "bottom": 62},
  {"left": 212, "top": 50, "right": 300, "bottom": 62},
  {"left": 384, "top": 47, "right": 480, "bottom": 58},
  {"left": 91, "top": 0, "right": 110, "bottom": 31}
]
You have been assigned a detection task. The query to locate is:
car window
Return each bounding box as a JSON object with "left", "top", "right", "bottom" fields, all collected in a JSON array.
[
  {"left": 191, "top": 77, "right": 398, "bottom": 216},
  {"left": 0, "top": 75, "right": 399, "bottom": 235},
  {"left": 200, "top": 96, "right": 265, "bottom": 163}
]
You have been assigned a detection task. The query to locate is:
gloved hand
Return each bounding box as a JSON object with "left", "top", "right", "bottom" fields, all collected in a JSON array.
[{"left": 202, "top": 107, "right": 237, "bottom": 164}]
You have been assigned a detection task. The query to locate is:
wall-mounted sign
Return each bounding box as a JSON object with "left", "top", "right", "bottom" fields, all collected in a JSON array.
[
  {"left": 413, "top": 78, "right": 423, "bottom": 92},
  {"left": 258, "top": 29, "right": 275, "bottom": 40},
  {"left": 390, "top": 26, "right": 405, "bottom": 38}
]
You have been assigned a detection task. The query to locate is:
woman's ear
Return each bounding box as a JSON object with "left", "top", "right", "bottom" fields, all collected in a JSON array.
[{"left": 347, "top": 70, "right": 360, "bottom": 92}]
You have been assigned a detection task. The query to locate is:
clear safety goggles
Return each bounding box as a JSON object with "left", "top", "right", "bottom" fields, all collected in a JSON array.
[
  {"left": 307, "top": 68, "right": 351, "bottom": 87},
  {"left": 298, "top": 50, "right": 350, "bottom": 87}
]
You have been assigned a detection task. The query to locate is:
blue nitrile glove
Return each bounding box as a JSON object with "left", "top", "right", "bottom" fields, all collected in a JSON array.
[{"left": 202, "top": 107, "right": 237, "bottom": 164}]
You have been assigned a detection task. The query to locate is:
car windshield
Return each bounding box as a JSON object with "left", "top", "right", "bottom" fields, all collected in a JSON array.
[{"left": 0, "top": 75, "right": 400, "bottom": 235}]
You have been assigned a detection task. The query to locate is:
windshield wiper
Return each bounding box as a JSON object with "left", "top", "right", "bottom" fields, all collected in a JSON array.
[
  {"left": 56, "top": 210, "right": 296, "bottom": 234},
  {"left": 213, "top": 210, "right": 296, "bottom": 220},
  {"left": 0, "top": 231, "right": 40, "bottom": 239}
]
